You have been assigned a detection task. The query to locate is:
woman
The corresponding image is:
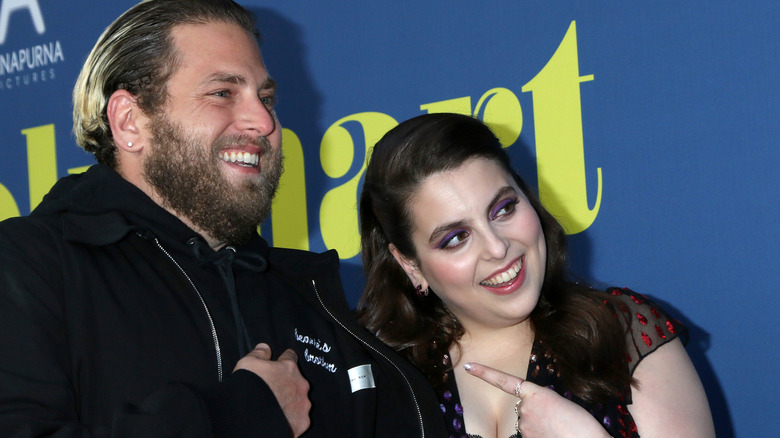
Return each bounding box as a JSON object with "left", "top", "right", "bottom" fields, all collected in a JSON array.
[{"left": 357, "top": 113, "right": 714, "bottom": 437}]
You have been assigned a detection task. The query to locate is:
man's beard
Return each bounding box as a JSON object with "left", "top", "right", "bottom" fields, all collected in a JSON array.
[{"left": 143, "top": 115, "right": 283, "bottom": 246}]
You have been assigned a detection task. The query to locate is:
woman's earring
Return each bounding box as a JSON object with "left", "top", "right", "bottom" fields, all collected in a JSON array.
[
  {"left": 127, "top": 142, "right": 134, "bottom": 147},
  {"left": 416, "top": 285, "right": 429, "bottom": 297}
]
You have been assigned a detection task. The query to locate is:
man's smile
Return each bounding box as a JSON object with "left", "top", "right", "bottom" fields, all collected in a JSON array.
[{"left": 219, "top": 150, "right": 260, "bottom": 167}]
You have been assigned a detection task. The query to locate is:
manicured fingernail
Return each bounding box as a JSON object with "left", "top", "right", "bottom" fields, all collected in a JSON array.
[{"left": 464, "top": 363, "right": 474, "bottom": 371}]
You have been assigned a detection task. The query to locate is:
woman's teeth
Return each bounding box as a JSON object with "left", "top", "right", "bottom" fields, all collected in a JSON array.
[{"left": 480, "top": 259, "right": 522, "bottom": 286}]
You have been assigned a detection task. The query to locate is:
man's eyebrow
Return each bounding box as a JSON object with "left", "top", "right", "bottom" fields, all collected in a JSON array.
[
  {"left": 261, "top": 76, "right": 277, "bottom": 92},
  {"left": 199, "top": 73, "right": 276, "bottom": 92},
  {"left": 201, "top": 72, "right": 247, "bottom": 86}
]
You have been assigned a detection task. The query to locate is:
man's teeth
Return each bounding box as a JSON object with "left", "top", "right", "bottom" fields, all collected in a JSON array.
[
  {"left": 219, "top": 151, "right": 259, "bottom": 167},
  {"left": 480, "top": 259, "right": 522, "bottom": 286}
]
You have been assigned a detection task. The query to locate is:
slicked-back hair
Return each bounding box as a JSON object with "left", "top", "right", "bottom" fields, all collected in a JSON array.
[{"left": 73, "top": 0, "right": 258, "bottom": 169}]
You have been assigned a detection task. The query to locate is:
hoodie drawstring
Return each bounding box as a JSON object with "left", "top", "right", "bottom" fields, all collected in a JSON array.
[{"left": 188, "top": 237, "right": 267, "bottom": 358}]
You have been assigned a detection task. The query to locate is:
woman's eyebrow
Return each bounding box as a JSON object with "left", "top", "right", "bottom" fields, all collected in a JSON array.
[
  {"left": 486, "top": 186, "right": 516, "bottom": 215},
  {"left": 428, "top": 219, "right": 468, "bottom": 246}
]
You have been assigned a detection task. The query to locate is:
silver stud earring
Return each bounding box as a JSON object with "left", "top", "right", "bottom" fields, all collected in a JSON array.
[{"left": 127, "top": 142, "right": 133, "bottom": 147}]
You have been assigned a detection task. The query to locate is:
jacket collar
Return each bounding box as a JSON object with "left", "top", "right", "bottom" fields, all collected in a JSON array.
[{"left": 46, "top": 164, "right": 270, "bottom": 267}]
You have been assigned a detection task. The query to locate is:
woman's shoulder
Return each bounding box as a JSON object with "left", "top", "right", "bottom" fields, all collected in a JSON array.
[{"left": 602, "top": 287, "right": 689, "bottom": 374}]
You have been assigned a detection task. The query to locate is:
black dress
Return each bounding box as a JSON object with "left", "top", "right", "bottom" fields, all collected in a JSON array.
[{"left": 437, "top": 287, "right": 688, "bottom": 438}]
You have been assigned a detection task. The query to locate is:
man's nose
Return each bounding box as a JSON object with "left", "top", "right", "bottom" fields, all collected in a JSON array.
[{"left": 235, "top": 96, "right": 277, "bottom": 137}]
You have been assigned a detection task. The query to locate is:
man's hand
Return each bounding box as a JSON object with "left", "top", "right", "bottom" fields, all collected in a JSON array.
[{"left": 234, "top": 343, "right": 311, "bottom": 437}]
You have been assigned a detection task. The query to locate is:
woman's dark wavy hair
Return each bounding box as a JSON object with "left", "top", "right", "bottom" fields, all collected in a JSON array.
[{"left": 357, "top": 113, "right": 633, "bottom": 403}]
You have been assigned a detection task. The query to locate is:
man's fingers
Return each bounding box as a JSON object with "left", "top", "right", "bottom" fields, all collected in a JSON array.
[
  {"left": 250, "top": 343, "right": 272, "bottom": 360},
  {"left": 234, "top": 344, "right": 310, "bottom": 436},
  {"left": 234, "top": 343, "right": 272, "bottom": 372},
  {"left": 464, "top": 362, "right": 527, "bottom": 397},
  {"left": 277, "top": 348, "right": 299, "bottom": 363}
]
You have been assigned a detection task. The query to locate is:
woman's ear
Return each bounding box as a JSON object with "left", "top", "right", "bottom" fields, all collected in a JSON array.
[
  {"left": 106, "top": 89, "right": 143, "bottom": 154},
  {"left": 388, "top": 243, "right": 428, "bottom": 291}
]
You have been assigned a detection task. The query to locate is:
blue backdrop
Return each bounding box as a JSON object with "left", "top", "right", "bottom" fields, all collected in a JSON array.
[{"left": 1, "top": 1, "right": 777, "bottom": 436}]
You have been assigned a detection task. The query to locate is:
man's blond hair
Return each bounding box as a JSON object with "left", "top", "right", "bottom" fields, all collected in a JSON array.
[{"left": 73, "top": 0, "right": 258, "bottom": 168}]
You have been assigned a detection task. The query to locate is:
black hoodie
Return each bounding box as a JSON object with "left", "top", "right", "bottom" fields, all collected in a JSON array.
[{"left": 0, "top": 165, "right": 447, "bottom": 437}]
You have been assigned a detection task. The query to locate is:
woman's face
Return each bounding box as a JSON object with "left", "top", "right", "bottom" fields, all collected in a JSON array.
[{"left": 391, "top": 158, "right": 547, "bottom": 332}]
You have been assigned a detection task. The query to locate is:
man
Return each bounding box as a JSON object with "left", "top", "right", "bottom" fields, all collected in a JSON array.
[{"left": 0, "top": 1, "right": 446, "bottom": 436}]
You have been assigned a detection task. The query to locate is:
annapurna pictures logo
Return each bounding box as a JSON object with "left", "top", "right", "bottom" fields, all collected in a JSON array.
[{"left": 0, "top": 0, "right": 64, "bottom": 91}]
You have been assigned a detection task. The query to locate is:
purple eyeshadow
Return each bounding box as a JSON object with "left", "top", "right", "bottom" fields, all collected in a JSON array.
[
  {"left": 438, "top": 230, "right": 463, "bottom": 248},
  {"left": 490, "top": 197, "right": 516, "bottom": 218}
]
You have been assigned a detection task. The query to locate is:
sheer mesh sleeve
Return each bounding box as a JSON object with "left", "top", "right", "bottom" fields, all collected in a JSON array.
[{"left": 607, "top": 287, "right": 689, "bottom": 376}]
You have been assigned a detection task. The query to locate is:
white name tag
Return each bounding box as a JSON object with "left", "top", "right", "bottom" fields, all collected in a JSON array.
[{"left": 347, "top": 364, "right": 375, "bottom": 393}]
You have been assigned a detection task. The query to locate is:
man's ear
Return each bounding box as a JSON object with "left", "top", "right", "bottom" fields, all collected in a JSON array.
[
  {"left": 388, "top": 243, "right": 428, "bottom": 291},
  {"left": 106, "top": 89, "right": 143, "bottom": 154}
]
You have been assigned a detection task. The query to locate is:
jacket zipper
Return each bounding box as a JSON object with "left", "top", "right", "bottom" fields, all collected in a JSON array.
[
  {"left": 311, "top": 280, "right": 425, "bottom": 438},
  {"left": 153, "top": 238, "right": 224, "bottom": 382}
]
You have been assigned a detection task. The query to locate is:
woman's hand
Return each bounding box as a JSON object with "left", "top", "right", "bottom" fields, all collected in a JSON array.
[{"left": 464, "top": 362, "right": 609, "bottom": 438}]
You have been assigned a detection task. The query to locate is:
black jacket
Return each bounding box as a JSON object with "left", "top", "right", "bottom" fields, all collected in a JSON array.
[{"left": 0, "top": 165, "right": 446, "bottom": 437}]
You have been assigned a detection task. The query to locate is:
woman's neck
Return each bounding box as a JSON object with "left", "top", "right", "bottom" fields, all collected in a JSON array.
[
  {"left": 450, "top": 321, "right": 535, "bottom": 438},
  {"left": 452, "top": 320, "right": 534, "bottom": 369}
]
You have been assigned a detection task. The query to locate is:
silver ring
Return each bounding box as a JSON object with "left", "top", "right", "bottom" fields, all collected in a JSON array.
[
  {"left": 513, "top": 381, "right": 524, "bottom": 434},
  {"left": 513, "top": 380, "right": 524, "bottom": 397}
]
